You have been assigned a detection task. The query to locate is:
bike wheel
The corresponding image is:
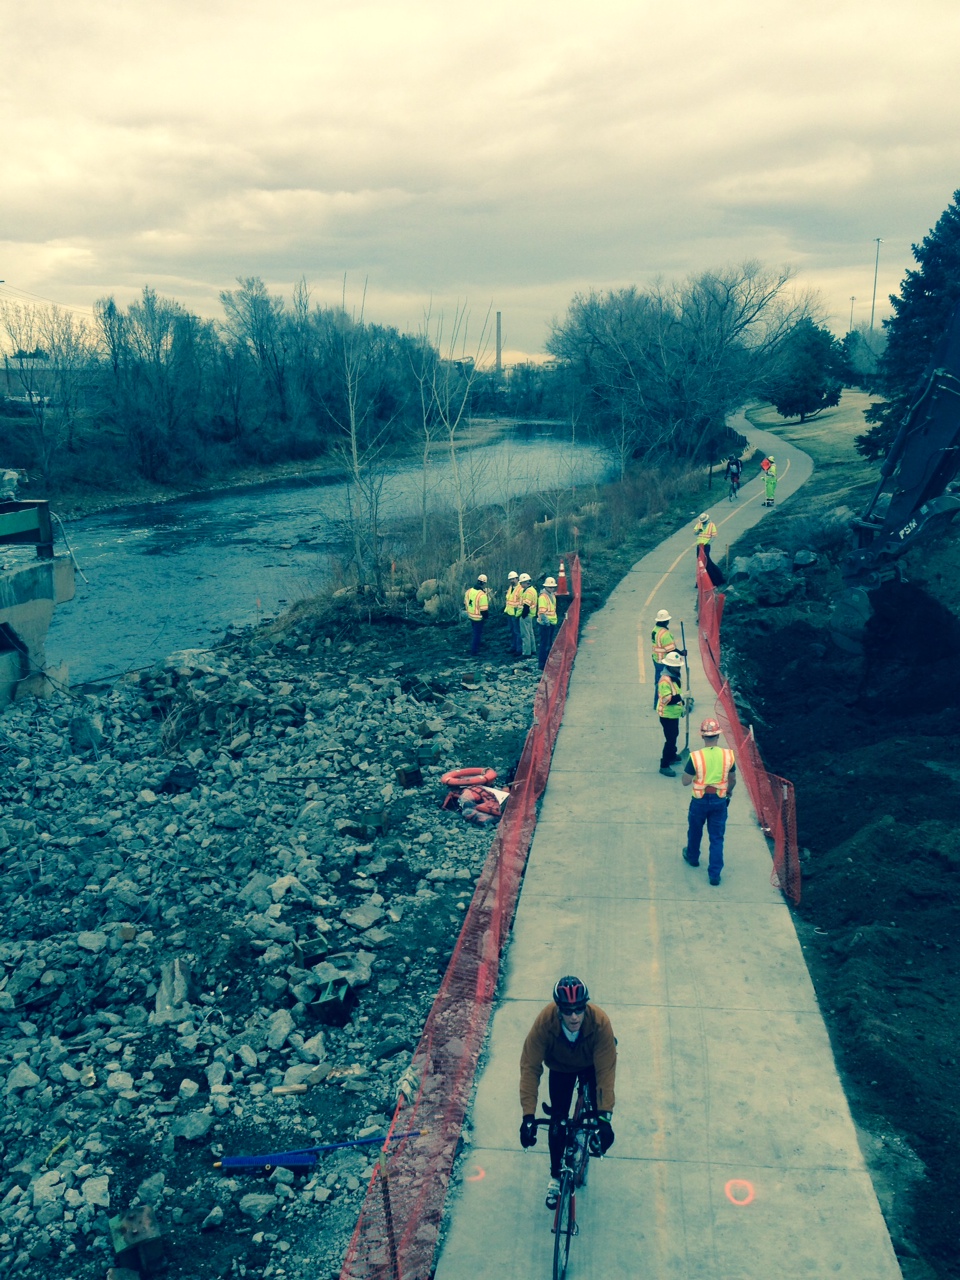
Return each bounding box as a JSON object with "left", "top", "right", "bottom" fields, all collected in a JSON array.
[
  {"left": 552, "top": 1175, "right": 576, "bottom": 1280},
  {"left": 573, "top": 1131, "right": 590, "bottom": 1188}
]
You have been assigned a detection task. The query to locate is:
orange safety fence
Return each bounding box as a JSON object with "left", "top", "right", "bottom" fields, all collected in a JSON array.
[
  {"left": 696, "top": 550, "right": 801, "bottom": 904},
  {"left": 339, "top": 555, "right": 583, "bottom": 1280}
]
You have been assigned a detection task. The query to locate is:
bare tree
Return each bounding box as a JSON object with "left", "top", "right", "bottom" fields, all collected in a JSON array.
[
  {"left": 548, "top": 262, "right": 816, "bottom": 467},
  {"left": 219, "top": 277, "right": 289, "bottom": 428},
  {"left": 0, "top": 300, "right": 95, "bottom": 487},
  {"left": 414, "top": 305, "right": 491, "bottom": 563}
]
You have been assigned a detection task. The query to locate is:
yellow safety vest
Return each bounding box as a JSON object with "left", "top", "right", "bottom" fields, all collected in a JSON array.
[
  {"left": 537, "top": 591, "right": 557, "bottom": 625},
  {"left": 690, "top": 747, "right": 735, "bottom": 797},
  {"left": 521, "top": 585, "right": 538, "bottom": 614},
  {"left": 657, "top": 673, "right": 684, "bottom": 719},
  {"left": 504, "top": 583, "right": 523, "bottom": 616},
  {"left": 651, "top": 626, "right": 675, "bottom": 662},
  {"left": 464, "top": 587, "right": 488, "bottom": 621},
  {"left": 695, "top": 521, "right": 717, "bottom": 546}
]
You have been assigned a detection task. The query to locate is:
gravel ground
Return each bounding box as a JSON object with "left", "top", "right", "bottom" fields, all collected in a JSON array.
[{"left": 0, "top": 604, "right": 537, "bottom": 1279}]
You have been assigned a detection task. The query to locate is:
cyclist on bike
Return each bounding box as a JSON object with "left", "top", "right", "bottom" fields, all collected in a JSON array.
[
  {"left": 518, "top": 976, "right": 617, "bottom": 1208},
  {"left": 724, "top": 454, "right": 742, "bottom": 494}
]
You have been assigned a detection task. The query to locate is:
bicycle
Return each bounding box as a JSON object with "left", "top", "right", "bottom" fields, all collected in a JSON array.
[
  {"left": 726, "top": 472, "right": 741, "bottom": 501},
  {"left": 533, "top": 1082, "right": 600, "bottom": 1280}
]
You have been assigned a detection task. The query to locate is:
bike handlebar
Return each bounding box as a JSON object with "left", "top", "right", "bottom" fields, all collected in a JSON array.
[{"left": 532, "top": 1108, "right": 600, "bottom": 1130}]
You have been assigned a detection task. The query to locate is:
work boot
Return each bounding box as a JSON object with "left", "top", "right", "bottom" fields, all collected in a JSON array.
[
  {"left": 682, "top": 848, "right": 700, "bottom": 867},
  {"left": 709, "top": 875, "right": 721, "bottom": 886},
  {"left": 545, "top": 1177, "right": 560, "bottom": 1209},
  {"left": 659, "top": 766, "right": 676, "bottom": 778}
]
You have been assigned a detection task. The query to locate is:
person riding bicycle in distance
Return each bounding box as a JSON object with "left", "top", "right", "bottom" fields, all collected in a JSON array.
[{"left": 519, "top": 976, "right": 617, "bottom": 1209}]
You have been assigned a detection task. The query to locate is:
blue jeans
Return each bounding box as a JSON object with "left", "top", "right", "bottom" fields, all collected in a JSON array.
[
  {"left": 538, "top": 622, "right": 557, "bottom": 670},
  {"left": 507, "top": 615, "right": 522, "bottom": 653},
  {"left": 686, "top": 794, "right": 729, "bottom": 880},
  {"left": 470, "top": 620, "right": 484, "bottom": 655}
]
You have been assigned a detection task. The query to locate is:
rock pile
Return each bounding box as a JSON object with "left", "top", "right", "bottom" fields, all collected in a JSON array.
[{"left": 0, "top": 619, "right": 537, "bottom": 1279}]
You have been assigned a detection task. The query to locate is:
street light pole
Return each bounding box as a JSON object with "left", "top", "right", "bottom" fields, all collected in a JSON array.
[
  {"left": 870, "top": 239, "right": 883, "bottom": 331},
  {"left": 849, "top": 296, "right": 856, "bottom": 331}
]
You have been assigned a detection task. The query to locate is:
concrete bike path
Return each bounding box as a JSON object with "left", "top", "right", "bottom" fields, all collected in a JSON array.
[{"left": 434, "top": 419, "right": 903, "bottom": 1280}]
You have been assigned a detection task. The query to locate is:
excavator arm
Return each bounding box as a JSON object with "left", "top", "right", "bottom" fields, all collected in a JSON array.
[{"left": 843, "top": 301, "right": 960, "bottom": 584}]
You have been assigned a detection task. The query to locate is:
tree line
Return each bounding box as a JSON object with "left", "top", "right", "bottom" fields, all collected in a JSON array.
[{"left": 5, "top": 237, "right": 938, "bottom": 509}]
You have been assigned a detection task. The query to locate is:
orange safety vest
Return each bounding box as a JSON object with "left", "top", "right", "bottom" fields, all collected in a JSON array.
[
  {"left": 651, "top": 626, "right": 675, "bottom": 662},
  {"left": 657, "top": 673, "right": 685, "bottom": 719},
  {"left": 464, "top": 587, "right": 488, "bottom": 621},
  {"left": 537, "top": 590, "right": 558, "bottom": 625},
  {"left": 690, "top": 746, "right": 735, "bottom": 797}
]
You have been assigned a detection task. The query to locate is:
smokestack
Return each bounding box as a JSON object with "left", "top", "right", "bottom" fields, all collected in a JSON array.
[{"left": 496, "top": 311, "right": 502, "bottom": 375}]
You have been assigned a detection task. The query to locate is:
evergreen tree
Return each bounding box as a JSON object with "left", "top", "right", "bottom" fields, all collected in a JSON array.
[
  {"left": 765, "top": 318, "right": 844, "bottom": 422},
  {"left": 857, "top": 189, "right": 960, "bottom": 459}
]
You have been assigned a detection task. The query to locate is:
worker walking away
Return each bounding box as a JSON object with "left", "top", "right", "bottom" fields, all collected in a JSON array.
[
  {"left": 682, "top": 717, "right": 737, "bottom": 885},
  {"left": 464, "top": 574, "right": 489, "bottom": 656},
  {"left": 657, "top": 651, "right": 687, "bottom": 776},
  {"left": 651, "top": 609, "right": 685, "bottom": 711},
  {"left": 518, "top": 572, "right": 537, "bottom": 658},
  {"left": 503, "top": 570, "right": 523, "bottom": 656},
  {"left": 762, "top": 455, "right": 778, "bottom": 506},
  {"left": 537, "top": 576, "right": 559, "bottom": 671},
  {"left": 519, "top": 977, "right": 616, "bottom": 1209}
]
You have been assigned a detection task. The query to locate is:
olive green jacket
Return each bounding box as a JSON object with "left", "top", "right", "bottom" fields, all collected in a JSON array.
[{"left": 519, "top": 1003, "right": 617, "bottom": 1114}]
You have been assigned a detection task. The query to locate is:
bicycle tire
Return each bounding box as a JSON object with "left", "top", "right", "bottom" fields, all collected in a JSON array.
[
  {"left": 552, "top": 1173, "right": 575, "bottom": 1280},
  {"left": 573, "top": 1128, "right": 590, "bottom": 1188}
]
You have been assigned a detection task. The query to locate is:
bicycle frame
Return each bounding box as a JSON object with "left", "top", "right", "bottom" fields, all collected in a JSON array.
[{"left": 534, "top": 1081, "right": 599, "bottom": 1280}]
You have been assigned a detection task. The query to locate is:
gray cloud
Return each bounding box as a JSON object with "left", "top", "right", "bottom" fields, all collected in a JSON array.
[{"left": 2, "top": 0, "right": 959, "bottom": 353}]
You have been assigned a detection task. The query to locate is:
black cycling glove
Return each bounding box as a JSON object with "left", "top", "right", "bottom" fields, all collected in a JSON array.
[
  {"left": 597, "top": 1112, "right": 614, "bottom": 1153},
  {"left": 519, "top": 1115, "right": 538, "bottom": 1148}
]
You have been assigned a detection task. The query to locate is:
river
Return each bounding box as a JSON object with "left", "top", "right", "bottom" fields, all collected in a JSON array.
[{"left": 46, "top": 432, "right": 610, "bottom": 684}]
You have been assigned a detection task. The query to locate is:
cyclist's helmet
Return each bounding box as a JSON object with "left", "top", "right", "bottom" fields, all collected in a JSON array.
[{"left": 553, "top": 976, "right": 589, "bottom": 1013}]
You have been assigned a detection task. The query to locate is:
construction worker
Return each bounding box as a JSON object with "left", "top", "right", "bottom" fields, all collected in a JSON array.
[
  {"left": 650, "top": 609, "right": 685, "bottom": 711},
  {"left": 537, "top": 576, "right": 559, "bottom": 671},
  {"left": 657, "top": 651, "right": 687, "bottom": 776},
  {"left": 464, "top": 574, "right": 489, "bottom": 656},
  {"left": 503, "top": 570, "right": 523, "bottom": 655},
  {"left": 518, "top": 572, "right": 538, "bottom": 657},
  {"left": 695, "top": 511, "right": 725, "bottom": 587},
  {"left": 682, "top": 717, "right": 737, "bottom": 885},
  {"left": 763, "top": 455, "right": 778, "bottom": 506},
  {"left": 694, "top": 512, "right": 717, "bottom": 556}
]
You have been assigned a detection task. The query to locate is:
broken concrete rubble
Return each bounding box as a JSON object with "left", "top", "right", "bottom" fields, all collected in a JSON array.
[{"left": 0, "top": 621, "right": 536, "bottom": 1279}]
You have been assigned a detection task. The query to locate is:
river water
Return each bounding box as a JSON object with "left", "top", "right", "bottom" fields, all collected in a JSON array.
[{"left": 47, "top": 433, "right": 609, "bottom": 685}]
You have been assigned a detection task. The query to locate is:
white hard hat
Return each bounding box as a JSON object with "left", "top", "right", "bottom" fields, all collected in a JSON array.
[
  {"left": 663, "top": 652, "right": 684, "bottom": 668},
  {"left": 543, "top": 576, "right": 558, "bottom": 588},
  {"left": 477, "top": 574, "right": 488, "bottom": 583},
  {"left": 655, "top": 609, "right": 671, "bottom": 623},
  {"left": 507, "top": 570, "right": 518, "bottom": 579},
  {"left": 699, "top": 512, "right": 709, "bottom": 522},
  {"left": 518, "top": 572, "right": 531, "bottom": 583},
  {"left": 768, "top": 455, "right": 775, "bottom": 461}
]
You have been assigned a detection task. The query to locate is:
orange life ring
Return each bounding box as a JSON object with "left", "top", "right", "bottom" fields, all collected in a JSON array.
[{"left": 441, "top": 766, "right": 497, "bottom": 788}]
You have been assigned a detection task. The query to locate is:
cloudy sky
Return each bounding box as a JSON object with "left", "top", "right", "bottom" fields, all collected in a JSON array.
[{"left": 2, "top": 0, "right": 959, "bottom": 360}]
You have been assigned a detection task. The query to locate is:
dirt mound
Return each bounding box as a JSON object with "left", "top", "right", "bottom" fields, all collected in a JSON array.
[{"left": 725, "top": 579, "right": 960, "bottom": 1279}]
